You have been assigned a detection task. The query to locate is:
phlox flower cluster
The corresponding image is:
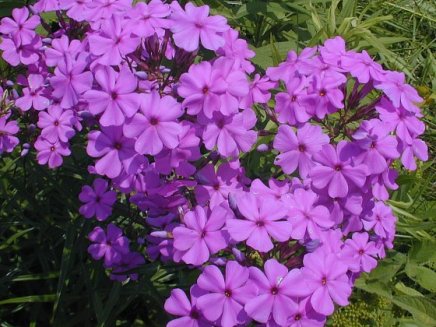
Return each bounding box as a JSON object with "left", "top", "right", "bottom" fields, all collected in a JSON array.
[{"left": 0, "top": 1, "right": 428, "bottom": 326}]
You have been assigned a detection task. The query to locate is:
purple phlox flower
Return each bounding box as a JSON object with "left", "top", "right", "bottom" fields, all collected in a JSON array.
[
  {"left": 86, "top": 126, "right": 140, "bottom": 178},
  {"left": 110, "top": 251, "right": 145, "bottom": 282},
  {"left": 170, "top": 2, "right": 229, "bottom": 51},
  {"left": 318, "top": 193, "right": 363, "bottom": 225},
  {"left": 34, "top": 136, "right": 71, "bottom": 168},
  {"left": 44, "top": 35, "right": 83, "bottom": 67},
  {"left": 376, "top": 97, "right": 425, "bottom": 144},
  {"left": 155, "top": 122, "right": 201, "bottom": 177},
  {"left": 15, "top": 74, "right": 50, "bottom": 111},
  {"left": 50, "top": 58, "right": 93, "bottom": 109},
  {"left": 37, "top": 105, "right": 76, "bottom": 142},
  {"left": 87, "top": 223, "right": 129, "bottom": 267},
  {"left": 267, "top": 47, "right": 317, "bottom": 82},
  {"left": 0, "top": 113, "right": 19, "bottom": 154},
  {"left": 303, "top": 251, "right": 352, "bottom": 316},
  {"left": 59, "top": 0, "right": 92, "bottom": 21},
  {"left": 311, "top": 141, "right": 368, "bottom": 198},
  {"left": 226, "top": 193, "right": 292, "bottom": 252},
  {"left": 202, "top": 110, "right": 257, "bottom": 158},
  {"left": 288, "top": 188, "right": 333, "bottom": 240},
  {"left": 274, "top": 123, "right": 329, "bottom": 178},
  {"left": 89, "top": 15, "right": 140, "bottom": 66},
  {"left": 241, "top": 74, "right": 276, "bottom": 109},
  {"left": 217, "top": 28, "right": 255, "bottom": 73},
  {"left": 362, "top": 202, "right": 396, "bottom": 238},
  {"left": 196, "top": 261, "right": 255, "bottom": 327},
  {"left": 0, "top": 7, "right": 40, "bottom": 45},
  {"left": 84, "top": 66, "right": 140, "bottom": 126},
  {"left": 0, "top": 36, "right": 41, "bottom": 66},
  {"left": 301, "top": 56, "right": 347, "bottom": 85},
  {"left": 250, "top": 178, "right": 291, "bottom": 204},
  {"left": 285, "top": 297, "right": 326, "bottom": 327},
  {"left": 85, "top": 0, "right": 132, "bottom": 27},
  {"left": 194, "top": 162, "right": 244, "bottom": 209},
  {"left": 353, "top": 119, "right": 400, "bottom": 174},
  {"left": 32, "top": 0, "right": 61, "bottom": 13},
  {"left": 79, "top": 178, "right": 117, "bottom": 221},
  {"left": 341, "top": 232, "right": 378, "bottom": 273},
  {"left": 302, "top": 74, "right": 344, "bottom": 119},
  {"left": 319, "top": 36, "right": 347, "bottom": 67},
  {"left": 178, "top": 61, "right": 225, "bottom": 117},
  {"left": 341, "top": 50, "right": 385, "bottom": 83},
  {"left": 371, "top": 168, "right": 398, "bottom": 201},
  {"left": 172, "top": 204, "right": 232, "bottom": 266},
  {"left": 164, "top": 285, "right": 210, "bottom": 327},
  {"left": 245, "top": 259, "right": 310, "bottom": 325},
  {"left": 123, "top": 91, "right": 182, "bottom": 155},
  {"left": 375, "top": 71, "right": 423, "bottom": 113},
  {"left": 130, "top": 0, "right": 170, "bottom": 38},
  {"left": 275, "top": 76, "right": 310, "bottom": 125},
  {"left": 399, "top": 138, "right": 428, "bottom": 171}
]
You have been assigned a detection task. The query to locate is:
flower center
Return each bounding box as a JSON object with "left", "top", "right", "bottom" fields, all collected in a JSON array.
[
  {"left": 202, "top": 86, "right": 209, "bottom": 94},
  {"left": 190, "top": 310, "right": 200, "bottom": 319},
  {"left": 358, "top": 249, "right": 364, "bottom": 255},
  {"left": 224, "top": 289, "right": 232, "bottom": 297},
  {"left": 319, "top": 89, "right": 327, "bottom": 97},
  {"left": 321, "top": 277, "right": 327, "bottom": 286},
  {"left": 50, "top": 146, "right": 55, "bottom": 152},
  {"left": 111, "top": 92, "right": 118, "bottom": 100},
  {"left": 150, "top": 117, "right": 159, "bottom": 125},
  {"left": 256, "top": 220, "right": 264, "bottom": 227},
  {"left": 298, "top": 144, "right": 306, "bottom": 152},
  {"left": 334, "top": 164, "right": 342, "bottom": 171},
  {"left": 114, "top": 142, "right": 122, "bottom": 150},
  {"left": 294, "top": 314, "right": 302, "bottom": 321},
  {"left": 291, "top": 95, "right": 297, "bottom": 102},
  {"left": 213, "top": 184, "right": 220, "bottom": 190},
  {"left": 271, "top": 286, "right": 278, "bottom": 295},
  {"left": 54, "top": 120, "right": 59, "bottom": 126}
]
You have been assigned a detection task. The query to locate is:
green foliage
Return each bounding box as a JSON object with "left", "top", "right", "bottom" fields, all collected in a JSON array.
[{"left": 0, "top": 0, "right": 435, "bottom": 326}]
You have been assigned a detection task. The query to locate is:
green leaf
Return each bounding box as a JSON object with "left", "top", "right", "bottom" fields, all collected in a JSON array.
[
  {"left": 405, "top": 262, "right": 436, "bottom": 292},
  {"left": 409, "top": 240, "right": 436, "bottom": 264},
  {"left": 392, "top": 296, "right": 436, "bottom": 325},
  {"left": 0, "top": 294, "right": 57, "bottom": 305},
  {"left": 252, "top": 41, "right": 297, "bottom": 69},
  {"left": 395, "top": 282, "right": 424, "bottom": 297}
]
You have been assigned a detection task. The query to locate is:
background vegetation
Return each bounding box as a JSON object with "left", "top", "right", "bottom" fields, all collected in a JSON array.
[{"left": 0, "top": 0, "right": 434, "bottom": 326}]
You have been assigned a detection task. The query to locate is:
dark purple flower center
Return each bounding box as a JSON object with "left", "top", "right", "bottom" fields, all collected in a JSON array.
[
  {"left": 150, "top": 117, "right": 159, "bottom": 125},
  {"left": 291, "top": 95, "right": 297, "bottom": 102},
  {"left": 358, "top": 249, "right": 364, "bottom": 255},
  {"left": 50, "top": 146, "right": 55, "bottom": 152},
  {"left": 298, "top": 144, "right": 306, "bottom": 152},
  {"left": 111, "top": 92, "right": 118, "bottom": 100},
  {"left": 114, "top": 142, "right": 122, "bottom": 150},
  {"left": 376, "top": 215, "right": 381, "bottom": 221},
  {"left": 95, "top": 196, "right": 101, "bottom": 203},
  {"left": 321, "top": 277, "right": 327, "bottom": 286},
  {"left": 294, "top": 314, "right": 302, "bottom": 321},
  {"left": 370, "top": 142, "right": 376, "bottom": 148},
  {"left": 256, "top": 220, "right": 264, "bottom": 227},
  {"left": 195, "top": 22, "right": 204, "bottom": 29},
  {"left": 202, "top": 86, "right": 209, "bottom": 94},
  {"left": 224, "top": 289, "right": 232, "bottom": 297},
  {"left": 213, "top": 184, "right": 220, "bottom": 190},
  {"left": 334, "top": 164, "right": 342, "bottom": 171},
  {"left": 319, "top": 89, "right": 327, "bottom": 97},
  {"left": 190, "top": 310, "right": 200, "bottom": 319},
  {"left": 216, "top": 118, "right": 225, "bottom": 129},
  {"left": 271, "top": 286, "right": 279, "bottom": 295},
  {"left": 200, "top": 231, "right": 207, "bottom": 238},
  {"left": 54, "top": 120, "right": 59, "bottom": 126}
]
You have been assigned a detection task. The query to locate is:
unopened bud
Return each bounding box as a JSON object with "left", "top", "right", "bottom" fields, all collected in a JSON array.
[{"left": 257, "top": 144, "right": 269, "bottom": 152}]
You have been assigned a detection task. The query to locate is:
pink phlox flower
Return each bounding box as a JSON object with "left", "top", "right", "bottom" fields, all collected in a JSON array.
[
  {"left": 362, "top": 202, "right": 396, "bottom": 238},
  {"left": 0, "top": 113, "right": 19, "bottom": 154},
  {"left": 341, "top": 232, "right": 378, "bottom": 273},
  {"left": 45, "top": 35, "right": 83, "bottom": 67},
  {"left": 275, "top": 76, "right": 310, "bottom": 125},
  {"left": 37, "top": 104, "right": 76, "bottom": 142},
  {"left": 34, "top": 136, "right": 71, "bottom": 168},
  {"left": 341, "top": 50, "right": 385, "bottom": 83},
  {"left": 217, "top": 28, "right": 255, "bottom": 73},
  {"left": 129, "top": 0, "right": 170, "bottom": 38},
  {"left": 79, "top": 178, "right": 117, "bottom": 221},
  {"left": 59, "top": 0, "right": 93, "bottom": 22},
  {"left": 241, "top": 74, "right": 276, "bottom": 109},
  {"left": 0, "top": 7, "right": 40, "bottom": 45},
  {"left": 15, "top": 74, "right": 50, "bottom": 111},
  {"left": 0, "top": 36, "right": 41, "bottom": 66}
]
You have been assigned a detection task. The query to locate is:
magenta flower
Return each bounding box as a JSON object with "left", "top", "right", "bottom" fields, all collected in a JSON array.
[
  {"left": 341, "top": 50, "right": 385, "bottom": 83},
  {"left": 353, "top": 119, "right": 400, "bottom": 174},
  {"left": 44, "top": 35, "right": 82, "bottom": 67},
  {"left": 226, "top": 193, "right": 292, "bottom": 252},
  {"left": 79, "top": 178, "right": 117, "bottom": 221},
  {"left": 37, "top": 105, "right": 76, "bottom": 142},
  {"left": 34, "top": 137, "right": 71, "bottom": 168},
  {"left": 0, "top": 7, "right": 40, "bottom": 45},
  {"left": 375, "top": 71, "right": 423, "bottom": 113},
  {"left": 172, "top": 205, "right": 231, "bottom": 266},
  {"left": 303, "top": 74, "right": 344, "bottom": 119},
  {"left": 123, "top": 91, "right": 182, "bottom": 155},
  {"left": 362, "top": 202, "right": 396, "bottom": 238},
  {"left": 245, "top": 259, "right": 310, "bottom": 325},
  {"left": 288, "top": 189, "right": 333, "bottom": 240},
  {"left": 178, "top": 61, "right": 226, "bottom": 117},
  {"left": 84, "top": 66, "right": 140, "bottom": 126},
  {"left": 196, "top": 261, "right": 255, "bottom": 327},
  {"left": 303, "top": 252, "right": 352, "bottom": 316},
  {"left": 130, "top": 0, "right": 170, "bottom": 38},
  {"left": 15, "top": 74, "right": 50, "bottom": 111},
  {"left": 319, "top": 36, "right": 347, "bottom": 67},
  {"left": 286, "top": 297, "right": 326, "bottom": 327},
  {"left": 342, "top": 232, "right": 378, "bottom": 273},
  {"left": 50, "top": 59, "right": 93, "bottom": 109},
  {"left": 400, "top": 138, "right": 428, "bottom": 171},
  {"left": 170, "top": 2, "right": 229, "bottom": 51},
  {"left": 240, "top": 74, "right": 276, "bottom": 109},
  {"left": 88, "top": 16, "right": 140, "bottom": 66},
  {"left": 202, "top": 111, "right": 257, "bottom": 158},
  {"left": 311, "top": 141, "right": 368, "bottom": 198},
  {"left": 165, "top": 286, "right": 209, "bottom": 327},
  {"left": 274, "top": 124, "right": 329, "bottom": 178},
  {"left": 0, "top": 36, "right": 41, "bottom": 66},
  {"left": 86, "top": 126, "right": 139, "bottom": 178},
  {"left": 110, "top": 251, "right": 145, "bottom": 282},
  {"left": 217, "top": 28, "right": 255, "bottom": 73},
  {"left": 275, "top": 76, "right": 310, "bottom": 125},
  {"left": 59, "top": 0, "right": 93, "bottom": 22},
  {"left": 0, "top": 113, "right": 19, "bottom": 154},
  {"left": 87, "top": 224, "right": 129, "bottom": 267},
  {"left": 194, "top": 162, "right": 244, "bottom": 209}
]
